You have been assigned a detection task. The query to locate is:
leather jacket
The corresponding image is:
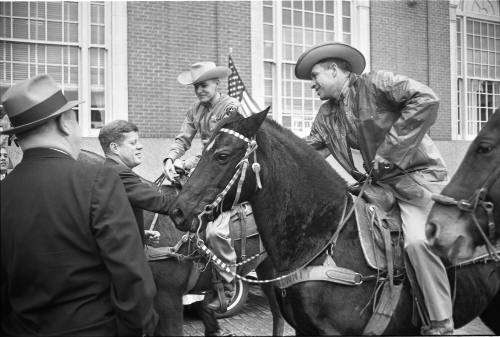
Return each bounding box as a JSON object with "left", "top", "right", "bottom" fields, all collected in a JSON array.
[{"left": 306, "top": 70, "right": 448, "bottom": 183}]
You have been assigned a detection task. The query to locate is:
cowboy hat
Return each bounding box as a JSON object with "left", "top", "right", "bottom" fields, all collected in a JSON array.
[
  {"left": 295, "top": 42, "right": 366, "bottom": 80},
  {"left": 1, "top": 74, "right": 83, "bottom": 135},
  {"left": 177, "top": 61, "right": 231, "bottom": 85}
]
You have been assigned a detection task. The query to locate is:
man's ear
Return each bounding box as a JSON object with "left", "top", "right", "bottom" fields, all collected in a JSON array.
[
  {"left": 109, "top": 142, "right": 119, "bottom": 154},
  {"left": 56, "top": 110, "right": 73, "bottom": 136}
]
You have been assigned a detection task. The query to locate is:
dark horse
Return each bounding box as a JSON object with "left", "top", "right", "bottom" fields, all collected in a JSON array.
[
  {"left": 78, "top": 149, "right": 284, "bottom": 336},
  {"left": 426, "top": 108, "right": 500, "bottom": 333},
  {"left": 169, "top": 108, "right": 500, "bottom": 335}
]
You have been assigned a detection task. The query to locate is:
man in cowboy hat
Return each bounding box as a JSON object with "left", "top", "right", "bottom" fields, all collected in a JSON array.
[
  {"left": 0, "top": 74, "right": 157, "bottom": 336},
  {"left": 162, "top": 61, "right": 243, "bottom": 312},
  {"left": 296, "top": 42, "right": 453, "bottom": 335}
]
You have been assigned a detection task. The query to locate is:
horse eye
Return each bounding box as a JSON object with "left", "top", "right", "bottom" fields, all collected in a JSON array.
[
  {"left": 215, "top": 153, "right": 229, "bottom": 161},
  {"left": 477, "top": 143, "right": 493, "bottom": 154}
]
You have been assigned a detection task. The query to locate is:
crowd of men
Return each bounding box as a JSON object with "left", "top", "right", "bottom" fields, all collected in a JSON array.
[{"left": 1, "top": 42, "right": 453, "bottom": 336}]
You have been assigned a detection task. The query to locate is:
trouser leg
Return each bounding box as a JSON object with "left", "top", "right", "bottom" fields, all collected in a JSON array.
[
  {"left": 399, "top": 196, "right": 452, "bottom": 322},
  {"left": 206, "top": 211, "right": 237, "bottom": 283}
]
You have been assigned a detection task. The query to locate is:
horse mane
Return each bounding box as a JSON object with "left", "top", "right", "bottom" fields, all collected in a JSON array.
[{"left": 249, "top": 118, "right": 350, "bottom": 270}]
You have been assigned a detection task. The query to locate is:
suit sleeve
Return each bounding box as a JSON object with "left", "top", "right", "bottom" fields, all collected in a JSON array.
[
  {"left": 90, "top": 166, "right": 157, "bottom": 336},
  {"left": 119, "top": 168, "right": 173, "bottom": 214},
  {"left": 371, "top": 70, "right": 439, "bottom": 168}
]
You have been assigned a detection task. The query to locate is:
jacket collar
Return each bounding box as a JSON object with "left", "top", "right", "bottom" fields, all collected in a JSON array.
[{"left": 22, "top": 147, "right": 74, "bottom": 160}]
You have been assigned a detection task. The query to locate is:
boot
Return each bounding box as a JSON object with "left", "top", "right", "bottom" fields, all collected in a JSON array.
[
  {"left": 421, "top": 318, "right": 454, "bottom": 335},
  {"left": 206, "top": 280, "right": 235, "bottom": 312}
]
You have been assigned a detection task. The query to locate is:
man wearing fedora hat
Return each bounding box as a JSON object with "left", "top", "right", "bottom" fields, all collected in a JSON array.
[
  {"left": 0, "top": 74, "right": 157, "bottom": 336},
  {"left": 296, "top": 42, "right": 453, "bottom": 335},
  {"left": 163, "top": 61, "right": 243, "bottom": 312}
]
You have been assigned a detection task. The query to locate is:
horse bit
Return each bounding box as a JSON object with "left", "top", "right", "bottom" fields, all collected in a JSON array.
[{"left": 432, "top": 162, "right": 500, "bottom": 260}]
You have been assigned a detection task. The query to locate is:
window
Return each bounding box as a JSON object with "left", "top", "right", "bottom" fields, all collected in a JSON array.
[
  {"left": 0, "top": 1, "right": 127, "bottom": 136},
  {"left": 260, "top": 0, "right": 360, "bottom": 137},
  {"left": 455, "top": 1, "right": 500, "bottom": 140}
]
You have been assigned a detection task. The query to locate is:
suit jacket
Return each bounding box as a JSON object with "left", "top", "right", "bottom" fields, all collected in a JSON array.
[
  {"left": 1, "top": 148, "right": 156, "bottom": 336},
  {"left": 104, "top": 157, "right": 173, "bottom": 244}
]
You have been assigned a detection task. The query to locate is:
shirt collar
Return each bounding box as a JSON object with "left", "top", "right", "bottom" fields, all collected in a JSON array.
[
  {"left": 339, "top": 73, "right": 355, "bottom": 103},
  {"left": 201, "top": 92, "right": 222, "bottom": 109},
  {"left": 106, "top": 154, "right": 129, "bottom": 168}
]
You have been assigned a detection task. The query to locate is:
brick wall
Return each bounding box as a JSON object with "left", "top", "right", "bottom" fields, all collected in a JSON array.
[
  {"left": 370, "top": 0, "right": 451, "bottom": 140},
  {"left": 127, "top": 1, "right": 252, "bottom": 138}
]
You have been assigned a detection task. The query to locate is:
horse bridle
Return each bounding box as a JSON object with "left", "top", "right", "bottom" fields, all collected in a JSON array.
[
  {"left": 194, "top": 128, "right": 262, "bottom": 238},
  {"left": 432, "top": 162, "right": 500, "bottom": 260}
]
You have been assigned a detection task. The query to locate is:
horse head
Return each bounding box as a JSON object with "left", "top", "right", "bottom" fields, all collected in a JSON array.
[
  {"left": 170, "top": 108, "right": 270, "bottom": 233},
  {"left": 426, "top": 108, "right": 500, "bottom": 263}
]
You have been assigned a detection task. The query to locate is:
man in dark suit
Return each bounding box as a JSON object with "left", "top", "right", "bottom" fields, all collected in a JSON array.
[
  {"left": 0, "top": 74, "right": 157, "bottom": 336},
  {"left": 98, "top": 120, "right": 173, "bottom": 246}
]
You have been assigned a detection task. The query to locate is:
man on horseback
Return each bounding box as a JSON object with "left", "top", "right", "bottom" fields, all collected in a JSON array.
[
  {"left": 163, "top": 61, "right": 245, "bottom": 312},
  {"left": 296, "top": 42, "right": 454, "bottom": 335}
]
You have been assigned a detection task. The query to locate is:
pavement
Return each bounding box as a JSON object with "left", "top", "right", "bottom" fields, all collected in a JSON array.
[{"left": 183, "top": 285, "right": 493, "bottom": 336}]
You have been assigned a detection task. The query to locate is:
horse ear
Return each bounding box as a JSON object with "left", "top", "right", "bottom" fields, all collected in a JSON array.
[{"left": 240, "top": 107, "right": 270, "bottom": 137}]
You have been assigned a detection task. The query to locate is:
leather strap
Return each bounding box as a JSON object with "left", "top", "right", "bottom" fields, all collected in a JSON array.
[
  {"left": 277, "top": 255, "right": 363, "bottom": 289},
  {"left": 382, "top": 222, "right": 394, "bottom": 289},
  {"left": 363, "top": 282, "right": 403, "bottom": 335},
  {"left": 239, "top": 205, "right": 247, "bottom": 261}
]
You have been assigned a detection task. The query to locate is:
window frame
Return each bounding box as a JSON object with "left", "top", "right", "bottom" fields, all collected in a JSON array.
[
  {"left": 250, "top": 0, "right": 370, "bottom": 136},
  {"left": 0, "top": 1, "right": 127, "bottom": 137},
  {"left": 451, "top": 0, "right": 500, "bottom": 140}
]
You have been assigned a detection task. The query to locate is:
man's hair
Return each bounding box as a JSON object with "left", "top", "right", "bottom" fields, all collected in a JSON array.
[
  {"left": 317, "top": 58, "right": 352, "bottom": 73},
  {"left": 99, "top": 120, "right": 139, "bottom": 154}
]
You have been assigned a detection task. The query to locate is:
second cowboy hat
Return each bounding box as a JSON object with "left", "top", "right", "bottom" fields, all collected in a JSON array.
[
  {"left": 295, "top": 42, "right": 366, "bottom": 80},
  {"left": 1, "top": 74, "right": 83, "bottom": 135},
  {"left": 177, "top": 61, "right": 231, "bottom": 85}
]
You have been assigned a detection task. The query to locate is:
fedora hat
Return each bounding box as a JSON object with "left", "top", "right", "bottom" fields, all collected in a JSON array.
[
  {"left": 1, "top": 74, "right": 83, "bottom": 135},
  {"left": 295, "top": 42, "right": 366, "bottom": 80},
  {"left": 177, "top": 61, "right": 231, "bottom": 85}
]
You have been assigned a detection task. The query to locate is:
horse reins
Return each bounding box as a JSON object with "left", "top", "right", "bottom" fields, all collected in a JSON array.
[{"left": 431, "top": 162, "right": 500, "bottom": 261}]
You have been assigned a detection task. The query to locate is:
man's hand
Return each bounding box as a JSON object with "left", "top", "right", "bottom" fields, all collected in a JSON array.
[
  {"left": 144, "top": 230, "right": 160, "bottom": 246},
  {"left": 163, "top": 158, "right": 179, "bottom": 181},
  {"left": 372, "top": 154, "right": 393, "bottom": 175}
]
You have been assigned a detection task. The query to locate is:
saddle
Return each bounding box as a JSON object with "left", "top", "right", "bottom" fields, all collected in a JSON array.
[
  {"left": 354, "top": 184, "right": 405, "bottom": 274},
  {"left": 353, "top": 184, "right": 428, "bottom": 335}
]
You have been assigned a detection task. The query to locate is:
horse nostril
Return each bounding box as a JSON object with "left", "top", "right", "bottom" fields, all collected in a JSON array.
[{"left": 425, "top": 221, "right": 438, "bottom": 242}]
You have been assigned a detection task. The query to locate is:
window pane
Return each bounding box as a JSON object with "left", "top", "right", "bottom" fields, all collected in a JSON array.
[
  {"left": 13, "top": 18, "right": 28, "bottom": 39},
  {"left": 47, "top": 21, "right": 63, "bottom": 41},
  {"left": 325, "top": 0, "right": 334, "bottom": 13},
  {"left": 315, "top": 13, "right": 324, "bottom": 29},
  {"left": 0, "top": 18, "right": 11, "bottom": 38},
  {"left": 65, "top": 2, "right": 78, "bottom": 21},
  {"left": 13, "top": 2, "right": 28, "bottom": 17},
  {"left": 293, "top": 10, "right": 302, "bottom": 26},
  {"left": 264, "top": 24, "right": 273, "bottom": 41},
  {"left": 342, "top": 1, "right": 350, "bottom": 16},
  {"left": 47, "top": 2, "right": 62, "bottom": 20},
  {"left": 315, "top": 0, "right": 323, "bottom": 13},
  {"left": 263, "top": 6, "right": 273, "bottom": 23},
  {"left": 282, "top": 9, "right": 291, "bottom": 25}
]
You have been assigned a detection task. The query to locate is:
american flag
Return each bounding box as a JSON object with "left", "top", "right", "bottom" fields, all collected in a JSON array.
[{"left": 227, "top": 55, "right": 261, "bottom": 117}]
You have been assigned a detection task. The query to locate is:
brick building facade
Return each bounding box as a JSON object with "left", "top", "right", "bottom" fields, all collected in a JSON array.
[{"left": 1, "top": 0, "right": 500, "bottom": 178}]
